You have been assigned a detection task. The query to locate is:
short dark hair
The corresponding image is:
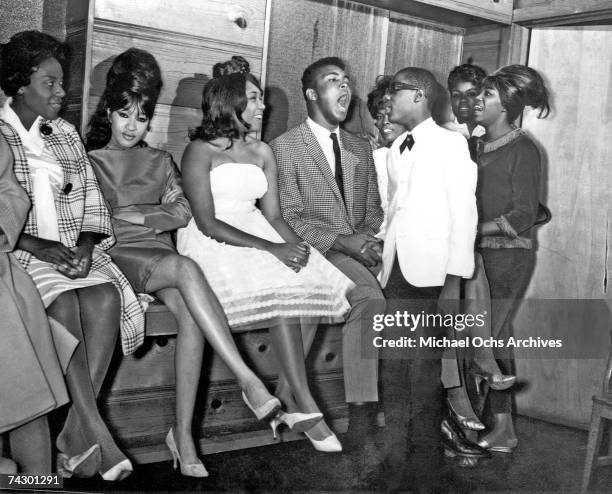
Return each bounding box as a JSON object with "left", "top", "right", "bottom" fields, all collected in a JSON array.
[
  {"left": 483, "top": 64, "right": 550, "bottom": 123},
  {"left": 86, "top": 48, "right": 162, "bottom": 150},
  {"left": 447, "top": 63, "right": 486, "bottom": 91},
  {"left": 301, "top": 56, "right": 345, "bottom": 99},
  {"left": 191, "top": 72, "right": 262, "bottom": 146},
  {"left": 394, "top": 67, "right": 438, "bottom": 109},
  {"left": 0, "top": 30, "right": 70, "bottom": 97},
  {"left": 366, "top": 75, "right": 392, "bottom": 119}
]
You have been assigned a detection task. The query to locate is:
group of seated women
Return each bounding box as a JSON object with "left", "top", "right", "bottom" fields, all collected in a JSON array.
[
  {"left": 0, "top": 28, "right": 550, "bottom": 483},
  {"left": 0, "top": 29, "right": 355, "bottom": 481}
]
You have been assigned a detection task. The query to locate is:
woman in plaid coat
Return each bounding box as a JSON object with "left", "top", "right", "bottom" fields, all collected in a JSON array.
[{"left": 0, "top": 31, "right": 144, "bottom": 481}]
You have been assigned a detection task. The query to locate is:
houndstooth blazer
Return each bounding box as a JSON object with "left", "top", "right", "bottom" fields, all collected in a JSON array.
[{"left": 271, "top": 121, "right": 383, "bottom": 253}]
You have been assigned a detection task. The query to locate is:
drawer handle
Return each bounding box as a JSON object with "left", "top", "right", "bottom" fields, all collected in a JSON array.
[
  {"left": 210, "top": 398, "right": 223, "bottom": 410},
  {"left": 325, "top": 352, "right": 336, "bottom": 362},
  {"left": 257, "top": 344, "right": 268, "bottom": 353}
]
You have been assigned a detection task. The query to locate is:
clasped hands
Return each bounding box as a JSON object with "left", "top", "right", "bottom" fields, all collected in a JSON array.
[
  {"left": 269, "top": 241, "right": 311, "bottom": 272},
  {"left": 32, "top": 237, "right": 94, "bottom": 279},
  {"left": 336, "top": 233, "right": 382, "bottom": 268}
]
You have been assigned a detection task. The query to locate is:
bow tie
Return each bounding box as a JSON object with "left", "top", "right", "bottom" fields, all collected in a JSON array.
[{"left": 399, "top": 133, "right": 414, "bottom": 153}]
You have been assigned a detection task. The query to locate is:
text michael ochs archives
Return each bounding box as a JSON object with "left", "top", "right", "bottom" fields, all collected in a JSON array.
[{"left": 370, "top": 310, "right": 563, "bottom": 349}]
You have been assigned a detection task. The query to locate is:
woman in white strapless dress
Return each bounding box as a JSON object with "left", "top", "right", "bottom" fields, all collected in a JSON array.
[{"left": 178, "top": 72, "right": 354, "bottom": 451}]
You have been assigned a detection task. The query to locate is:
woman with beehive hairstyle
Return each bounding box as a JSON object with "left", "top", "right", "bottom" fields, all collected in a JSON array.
[{"left": 473, "top": 64, "right": 550, "bottom": 453}]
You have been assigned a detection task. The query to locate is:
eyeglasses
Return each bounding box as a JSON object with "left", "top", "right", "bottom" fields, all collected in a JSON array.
[{"left": 388, "top": 81, "right": 421, "bottom": 95}]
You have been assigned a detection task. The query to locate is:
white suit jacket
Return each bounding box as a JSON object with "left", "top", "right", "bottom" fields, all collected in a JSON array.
[{"left": 378, "top": 118, "right": 477, "bottom": 288}]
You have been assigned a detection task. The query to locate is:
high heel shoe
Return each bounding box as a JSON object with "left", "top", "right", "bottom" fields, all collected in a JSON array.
[
  {"left": 270, "top": 411, "right": 323, "bottom": 439},
  {"left": 57, "top": 444, "right": 101, "bottom": 478},
  {"left": 241, "top": 391, "right": 281, "bottom": 421},
  {"left": 100, "top": 458, "right": 133, "bottom": 481},
  {"left": 470, "top": 368, "right": 516, "bottom": 393},
  {"left": 446, "top": 398, "right": 485, "bottom": 431},
  {"left": 304, "top": 423, "right": 343, "bottom": 453},
  {"left": 165, "top": 428, "right": 208, "bottom": 478}
]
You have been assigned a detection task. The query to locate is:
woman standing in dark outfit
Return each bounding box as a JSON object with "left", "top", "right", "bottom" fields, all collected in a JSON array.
[{"left": 472, "top": 64, "right": 550, "bottom": 453}]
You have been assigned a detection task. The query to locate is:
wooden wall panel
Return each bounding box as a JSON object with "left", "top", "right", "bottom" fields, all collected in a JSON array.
[
  {"left": 513, "top": 0, "right": 612, "bottom": 26},
  {"left": 410, "top": 0, "right": 513, "bottom": 24},
  {"left": 94, "top": 0, "right": 267, "bottom": 47},
  {"left": 384, "top": 13, "right": 463, "bottom": 88},
  {"left": 514, "top": 26, "right": 612, "bottom": 428},
  {"left": 264, "top": 0, "right": 388, "bottom": 141},
  {"left": 462, "top": 24, "right": 504, "bottom": 73}
]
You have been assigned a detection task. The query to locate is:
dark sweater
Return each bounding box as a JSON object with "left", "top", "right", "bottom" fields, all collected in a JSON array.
[{"left": 476, "top": 129, "right": 540, "bottom": 248}]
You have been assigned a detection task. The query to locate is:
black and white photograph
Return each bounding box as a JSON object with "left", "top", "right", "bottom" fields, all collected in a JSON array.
[{"left": 1, "top": 1, "right": 611, "bottom": 492}]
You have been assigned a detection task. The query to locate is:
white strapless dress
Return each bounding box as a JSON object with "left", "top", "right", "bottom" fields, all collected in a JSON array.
[{"left": 177, "top": 163, "right": 354, "bottom": 330}]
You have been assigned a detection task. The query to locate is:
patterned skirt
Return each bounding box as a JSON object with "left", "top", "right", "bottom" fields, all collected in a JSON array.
[{"left": 27, "top": 248, "right": 145, "bottom": 355}]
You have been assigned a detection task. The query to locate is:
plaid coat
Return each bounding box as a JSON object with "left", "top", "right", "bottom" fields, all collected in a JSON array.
[
  {"left": 270, "top": 122, "right": 383, "bottom": 253},
  {"left": 0, "top": 118, "right": 145, "bottom": 355}
]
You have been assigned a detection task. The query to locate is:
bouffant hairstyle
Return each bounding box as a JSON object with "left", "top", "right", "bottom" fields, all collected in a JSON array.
[
  {"left": 85, "top": 48, "right": 162, "bottom": 150},
  {"left": 190, "top": 72, "right": 262, "bottom": 146},
  {"left": 104, "top": 47, "right": 162, "bottom": 93},
  {"left": 0, "top": 30, "right": 70, "bottom": 97},
  {"left": 447, "top": 63, "right": 486, "bottom": 91},
  {"left": 483, "top": 64, "right": 550, "bottom": 123},
  {"left": 366, "top": 75, "right": 393, "bottom": 119},
  {"left": 212, "top": 55, "right": 250, "bottom": 79},
  {"left": 301, "top": 56, "right": 346, "bottom": 99}
]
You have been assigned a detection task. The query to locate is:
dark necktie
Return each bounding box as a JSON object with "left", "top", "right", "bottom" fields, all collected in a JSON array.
[
  {"left": 399, "top": 133, "right": 415, "bottom": 153},
  {"left": 330, "top": 132, "right": 344, "bottom": 201}
]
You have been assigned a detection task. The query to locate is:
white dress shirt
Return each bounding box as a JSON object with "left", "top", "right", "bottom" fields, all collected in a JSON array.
[
  {"left": 442, "top": 114, "right": 485, "bottom": 139},
  {"left": 307, "top": 117, "right": 340, "bottom": 174},
  {"left": 378, "top": 117, "right": 477, "bottom": 287},
  {"left": 373, "top": 146, "right": 389, "bottom": 238}
]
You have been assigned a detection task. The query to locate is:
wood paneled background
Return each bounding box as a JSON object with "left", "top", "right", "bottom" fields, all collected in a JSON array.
[
  {"left": 264, "top": 0, "right": 465, "bottom": 141},
  {"left": 263, "top": 0, "right": 389, "bottom": 141},
  {"left": 514, "top": 25, "right": 612, "bottom": 428},
  {"left": 384, "top": 13, "right": 463, "bottom": 84}
]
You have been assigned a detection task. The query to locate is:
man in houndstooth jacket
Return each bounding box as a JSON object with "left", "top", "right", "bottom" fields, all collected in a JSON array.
[{"left": 270, "top": 57, "right": 385, "bottom": 451}]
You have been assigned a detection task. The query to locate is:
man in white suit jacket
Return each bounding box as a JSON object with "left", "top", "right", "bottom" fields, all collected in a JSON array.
[{"left": 378, "top": 67, "right": 477, "bottom": 491}]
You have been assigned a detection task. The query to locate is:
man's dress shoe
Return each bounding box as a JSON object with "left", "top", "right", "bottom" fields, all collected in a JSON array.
[{"left": 441, "top": 417, "right": 490, "bottom": 458}]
